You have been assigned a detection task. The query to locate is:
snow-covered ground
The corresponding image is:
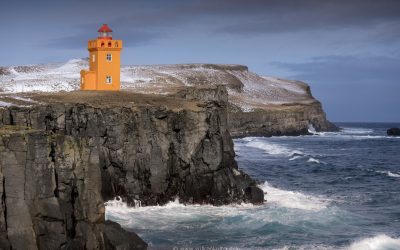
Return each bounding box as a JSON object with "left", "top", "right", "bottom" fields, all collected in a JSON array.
[{"left": 0, "top": 59, "right": 315, "bottom": 110}]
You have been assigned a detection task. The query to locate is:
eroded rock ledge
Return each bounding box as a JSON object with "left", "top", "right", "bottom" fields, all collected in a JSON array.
[
  {"left": 228, "top": 101, "right": 338, "bottom": 138},
  {"left": 0, "top": 86, "right": 263, "bottom": 249}
]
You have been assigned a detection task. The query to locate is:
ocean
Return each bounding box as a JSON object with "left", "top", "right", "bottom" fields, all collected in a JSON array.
[{"left": 106, "top": 123, "right": 400, "bottom": 250}]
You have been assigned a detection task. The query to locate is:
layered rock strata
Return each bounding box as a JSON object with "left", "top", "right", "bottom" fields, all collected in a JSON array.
[{"left": 228, "top": 101, "right": 337, "bottom": 138}]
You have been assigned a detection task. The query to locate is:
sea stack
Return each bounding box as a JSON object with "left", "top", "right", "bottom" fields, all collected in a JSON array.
[{"left": 387, "top": 127, "right": 400, "bottom": 136}]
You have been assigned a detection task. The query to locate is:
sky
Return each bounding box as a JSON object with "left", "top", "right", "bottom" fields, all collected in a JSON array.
[{"left": 1, "top": 0, "right": 399, "bottom": 122}]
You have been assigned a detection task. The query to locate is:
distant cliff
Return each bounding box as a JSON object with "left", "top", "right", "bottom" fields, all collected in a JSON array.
[
  {"left": 228, "top": 101, "right": 337, "bottom": 137},
  {"left": 0, "top": 87, "right": 263, "bottom": 249},
  {"left": 0, "top": 60, "right": 337, "bottom": 137}
]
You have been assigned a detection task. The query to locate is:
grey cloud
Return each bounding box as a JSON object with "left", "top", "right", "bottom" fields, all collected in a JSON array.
[
  {"left": 271, "top": 55, "right": 400, "bottom": 85},
  {"left": 45, "top": 28, "right": 165, "bottom": 49},
  {"left": 42, "top": 0, "right": 400, "bottom": 49},
  {"left": 269, "top": 55, "right": 400, "bottom": 122},
  {"left": 211, "top": 0, "right": 400, "bottom": 35}
]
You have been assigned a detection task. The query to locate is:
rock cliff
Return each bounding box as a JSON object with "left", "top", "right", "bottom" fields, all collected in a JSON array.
[
  {"left": 0, "top": 86, "right": 263, "bottom": 249},
  {"left": 228, "top": 101, "right": 337, "bottom": 137}
]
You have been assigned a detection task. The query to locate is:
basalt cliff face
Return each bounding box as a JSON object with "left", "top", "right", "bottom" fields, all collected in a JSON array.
[{"left": 0, "top": 87, "right": 263, "bottom": 249}]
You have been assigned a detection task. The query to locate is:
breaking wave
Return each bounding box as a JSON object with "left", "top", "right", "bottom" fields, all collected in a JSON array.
[
  {"left": 289, "top": 155, "right": 302, "bottom": 161},
  {"left": 307, "top": 157, "right": 321, "bottom": 164},
  {"left": 376, "top": 170, "right": 400, "bottom": 178},
  {"left": 277, "top": 236, "right": 400, "bottom": 250},
  {"left": 242, "top": 138, "right": 328, "bottom": 164},
  {"left": 244, "top": 138, "right": 304, "bottom": 157},
  {"left": 349, "top": 234, "right": 400, "bottom": 250},
  {"left": 306, "top": 127, "right": 400, "bottom": 140},
  {"left": 104, "top": 183, "right": 347, "bottom": 249},
  {"left": 105, "top": 181, "right": 330, "bottom": 213},
  {"left": 308, "top": 124, "right": 317, "bottom": 134},
  {"left": 259, "top": 181, "right": 330, "bottom": 211},
  {"left": 341, "top": 127, "right": 374, "bottom": 134}
]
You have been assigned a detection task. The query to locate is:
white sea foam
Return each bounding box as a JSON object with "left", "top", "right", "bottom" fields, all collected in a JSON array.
[
  {"left": 105, "top": 194, "right": 335, "bottom": 244},
  {"left": 104, "top": 184, "right": 345, "bottom": 248},
  {"left": 377, "top": 170, "right": 400, "bottom": 178},
  {"left": 308, "top": 124, "right": 317, "bottom": 134},
  {"left": 246, "top": 140, "right": 290, "bottom": 155},
  {"left": 278, "top": 245, "right": 336, "bottom": 250},
  {"left": 388, "top": 171, "right": 400, "bottom": 178},
  {"left": 307, "top": 126, "right": 399, "bottom": 141},
  {"left": 105, "top": 197, "right": 260, "bottom": 232},
  {"left": 341, "top": 127, "right": 374, "bottom": 134},
  {"left": 105, "top": 181, "right": 330, "bottom": 222},
  {"left": 307, "top": 157, "right": 327, "bottom": 164},
  {"left": 259, "top": 181, "right": 329, "bottom": 211},
  {"left": 289, "top": 150, "right": 304, "bottom": 157},
  {"left": 106, "top": 181, "right": 330, "bottom": 216},
  {"left": 240, "top": 138, "right": 331, "bottom": 164},
  {"left": 350, "top": 234, "right": 400, "bottom": 250},
  {"left": 316, "top": 132, "right": 398, "bottom": 140},
  {"left": 245, "top": 139, "right": 304, "bottom": 157},
  {"left": 289, "top": 155, "right": 302, "bottom": 161},
  {"left": 307, "top": 157, "right": 321, "bottom": 164}
]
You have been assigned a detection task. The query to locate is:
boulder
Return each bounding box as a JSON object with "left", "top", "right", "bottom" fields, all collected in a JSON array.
[
  {"left": 245, "top": 186, "right": 265, "bottom": 205},
  {"left": 387, "top": 127, "right": 400, "bottom": 136},
  {"left": 98, "top": 221, "right": 147, "bottom": 250}
]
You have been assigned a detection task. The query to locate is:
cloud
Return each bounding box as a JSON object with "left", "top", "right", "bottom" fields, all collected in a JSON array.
[
  {"left": 270, "top": 55, "right": 400, "bottom": 122},
  {"left": 41, "top": 0, "right": 400, "bottom": 49},
  {"left": 45, "top": 27, "right": 166, "bottom": 49},
  {"left": 211, "top": 0, "right": 400, "bottom": 35},
  {"left": 270, "top": 55, "right": 400, "bottom": 85}
]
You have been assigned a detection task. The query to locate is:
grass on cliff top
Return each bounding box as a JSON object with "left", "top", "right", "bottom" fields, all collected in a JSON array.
[{"left": 27, "top": 90, "right": 202, "bottom": 111}]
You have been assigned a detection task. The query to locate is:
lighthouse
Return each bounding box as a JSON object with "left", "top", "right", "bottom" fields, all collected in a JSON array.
[{"left": 80, "top": 24, "right": 123, "bottom": 91}]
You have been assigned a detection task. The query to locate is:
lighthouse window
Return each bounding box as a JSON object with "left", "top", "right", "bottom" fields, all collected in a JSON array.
[
  {"left": 106, "top": 76, "right": 112, "bottom": 84},
  {"left": 92, "top": 54, "right": 95, "bottom": 62},
  {"left": 106, "top": 53, "right": 112, "bottom": 62}
]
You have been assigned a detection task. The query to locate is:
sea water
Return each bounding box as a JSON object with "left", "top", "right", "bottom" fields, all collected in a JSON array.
[{"left": 106, "top": 123, "right": 400, "bottom": 249}]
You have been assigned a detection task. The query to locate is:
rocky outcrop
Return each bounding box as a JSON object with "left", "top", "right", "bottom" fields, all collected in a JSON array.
[
  {"left": 0, "top": 86, "right": 263, "bottom": 249},
  {"left": 228, "top": 101, "right": 338, "bottom": 138},
  {"left": 0, "top": 127, "right": 148, "bottom": 249},
  {"left": 387, "top": 127, "right": 400, "bottom": 136}
]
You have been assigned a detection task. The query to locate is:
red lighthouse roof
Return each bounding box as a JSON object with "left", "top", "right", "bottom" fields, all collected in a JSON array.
[{"left": 98, "top": 24, "right": 112, "bottom": 33}]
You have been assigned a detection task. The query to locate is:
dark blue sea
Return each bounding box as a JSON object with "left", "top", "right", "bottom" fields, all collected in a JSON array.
[{"left": 106, "top": 123, "right": 400, "bottom": 250}]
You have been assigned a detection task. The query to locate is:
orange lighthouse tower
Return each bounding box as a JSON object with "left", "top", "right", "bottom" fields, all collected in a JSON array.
[{"left": 80, "top": 24, "right": 122, "bottom": 91}]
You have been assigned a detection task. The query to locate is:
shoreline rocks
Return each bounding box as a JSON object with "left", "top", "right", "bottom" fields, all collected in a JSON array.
[{"left": 387, "top": 127, "right": 400, "bottom": 136}]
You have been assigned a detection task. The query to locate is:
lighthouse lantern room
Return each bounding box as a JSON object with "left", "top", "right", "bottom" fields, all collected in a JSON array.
[{"left": 80, "top": 24, "right": 122, "bottom": 91}]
